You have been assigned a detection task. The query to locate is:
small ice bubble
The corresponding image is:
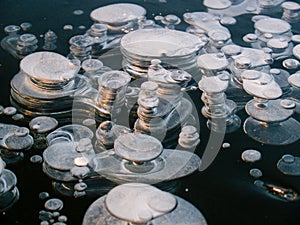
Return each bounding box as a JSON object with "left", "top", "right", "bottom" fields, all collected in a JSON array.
[
  {"left": 292, "top": 35, "right": 300, "bottom": 43},
  {"left": 63, "top": 25, "right": 73, "bottom": 30},
  {"left": 3, "top": 106, "right": 17, "bottom": 116},
  {"left": 20, "top": 22, "right": 32, "bottom": 31},
  {"left": 78, "top": 25, "right": 86, "bottom": 30},
  {"left": 74, "top": 182, "right": 87, "bottom": 191},
  {"left": 254, "top": 180, "right": 264, "bottom": 188},
  {"left": 220, "top": 16, "right": 237, "bottom": 26},
  {"left": 241, "top": 149, "right": 261, "bottom": 163},
  {"left": 39, "top": 192, "right": 50, "bottom": 200},
  {"left": 52, "top": 211, "right": 60, "bottom": 217},
  {"left": 12, "top": 113, "right": 24, "bottom": 121},
  {"left": 70, "top": 166, "right": 90, "bottom": 179},
  {"left": 249, "top": 168, "right": 263, "bottom": 178},
  {"left": 44, "top": 198, "right": 63, "bottom": 211},
  {"left": 30, "top": 155, "right": 43, "bottom": 164},
  {"left": 246, "top": 6, "right": 256, "bottom": 12},
  {"left": 222, "top": 142, "right": 231, "bottom": 149},
  {"left": 58, "top": 215, "right": 67, "bottom": 222},
  {"left": 73, "top": 9, "right": 84, "bottom": 16},
  {"left": 82, "top": 118, "right": 96, "bottom": 127},
  {"left": 282, "top": 154, "right": 295, "bottom": 163},
  {"left": 39, "top": 211, "right": 53, "bottom": 221},
  {"left": 282, "top": 59, "right": 299, "bottom": 70},
  {"left": 74, "top": 157, "right": 89, "bottom": 167},
  {"left": 74, "top": 190, "right": 86, "bottom": 198}
]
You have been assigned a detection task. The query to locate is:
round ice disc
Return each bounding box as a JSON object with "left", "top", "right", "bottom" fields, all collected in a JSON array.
[
  {"left": 121, "top": 28, "right": 203, "bottom": 58},
  {"left": 29, "top": 116, "right": 58, "bottom": 133},
  {"left": 51, "top": 124, "right": 94, "bottom": 142},
  {"left": 241, "top": 149, "right": 261, "bottom": 163},
  {"left": 114, "top": 133, "right": 163, "bottom": 162},
  {"left": 203, "top": 0, "right": 231, "bottom": 9},
  {"left": 0, "top": 124, "right": 19, "bottom": 140},
  {"left": 267, "top": 38, "right": 289, "bottom": 50},
  {"left": 243, "top": 117, "right": 300, "bottom": 145},
  {"left": 198, "top": 75, "right": 228, "bottom": 93},
  {"left": 293, "top": 44, "right": 300, "bottom": 60},
  {"left": 242, "top": 70, "right": 282, "bottom": 99},
  {"left": 277, "top": 154, "right": 300, "bottom": 176},
  {"left": 254, "top": 18, "right": 291, "bottom": 35},
  {"left": 3, "top": 129, "right": 33, "bottom": 151},
  {"left": 245, "top": 99, "right": 293, "bottom": 122},
  {"left": 105, "top": 183, "right": 176, "bottom": 223},
  {"left": 288, "top": 72, "right": 300, "bottom": 88},
  {"left": 0, "top": 157, "right": 4, "bottom": 174},
  {"left": 208, "top": 29, "right": 231, "bottom": 43},
  {"left": 0, "top": 169, "right": 17, "bottom": 191},
  {"left": 20, "top": 52, "right": 78, "bottom": 84},
  {"left": 221, "top": 44, "right": 242, "bottom": 56},
  {"left": 44, "top": 198, "right": 63, "bottom": 211},
  {"left": 270, "top": 68, "right": 290, "bottom": 89},
  {"left": 292, "top": 35, "right": 300, "bottom": 43},
  {"left": 43, "top": 142, "right": 79, "bottom": 170},
  {"left": 197, "top": 53, "right": 228, "bottom": 71},
  {"left": 98, "top": 70, "right": 131, "bottom": 90},
  {"left": 83, "top": 183, "right": 207, "bottom": 225},
  {"left": 90, "top": 3, "right": 146, "bottom": 25},
  {"left": 282, "top": 1, "right": 300, "bottom": 11}
]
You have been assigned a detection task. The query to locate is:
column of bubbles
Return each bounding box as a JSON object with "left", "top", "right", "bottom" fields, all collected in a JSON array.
[
  {"left": 197, "top": 53, "right": 241, "bottom": 133},
  {"left": 134, "top": 81, "right": 168, "bottom": 142},
  {"left": 68, "top": 35, "right": 94, "bottom": 62},
  {"left": 81, "top": 59, "right": 112, "bottom": 88},
  {"left": 84, "top": 24, "right": 108, "bottom": 57},
  {"left": 42, "top": 30, "right": 58, "bottom": 51},
  {"left": 97, "top": 70, "right": 131, "bottom": 117},
  {"left": 147, "top": 59, "right": 194, "bottom": 147},
  {"left": 281, "top": 1, "right": 300, "bottom": 33},
  {"left": 178, "top": 125, "right": 201, "bottom": 151}
]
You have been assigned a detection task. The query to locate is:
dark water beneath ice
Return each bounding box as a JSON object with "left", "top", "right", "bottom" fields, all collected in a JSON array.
[{"left": 0, "top": 0, "right": 300, "bottom": 225}]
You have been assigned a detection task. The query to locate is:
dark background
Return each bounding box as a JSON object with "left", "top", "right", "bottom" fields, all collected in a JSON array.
[{"left": 0, "top": 0, "right": 300, "bottom": 225}]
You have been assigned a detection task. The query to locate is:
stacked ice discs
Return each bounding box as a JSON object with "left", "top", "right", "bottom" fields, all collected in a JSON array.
[
  {"left": 10, "top": 52, "right": 91, "bottom": 123},
  {"left": 120, "top": 28, "right": 206, "bottom": 79}
]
